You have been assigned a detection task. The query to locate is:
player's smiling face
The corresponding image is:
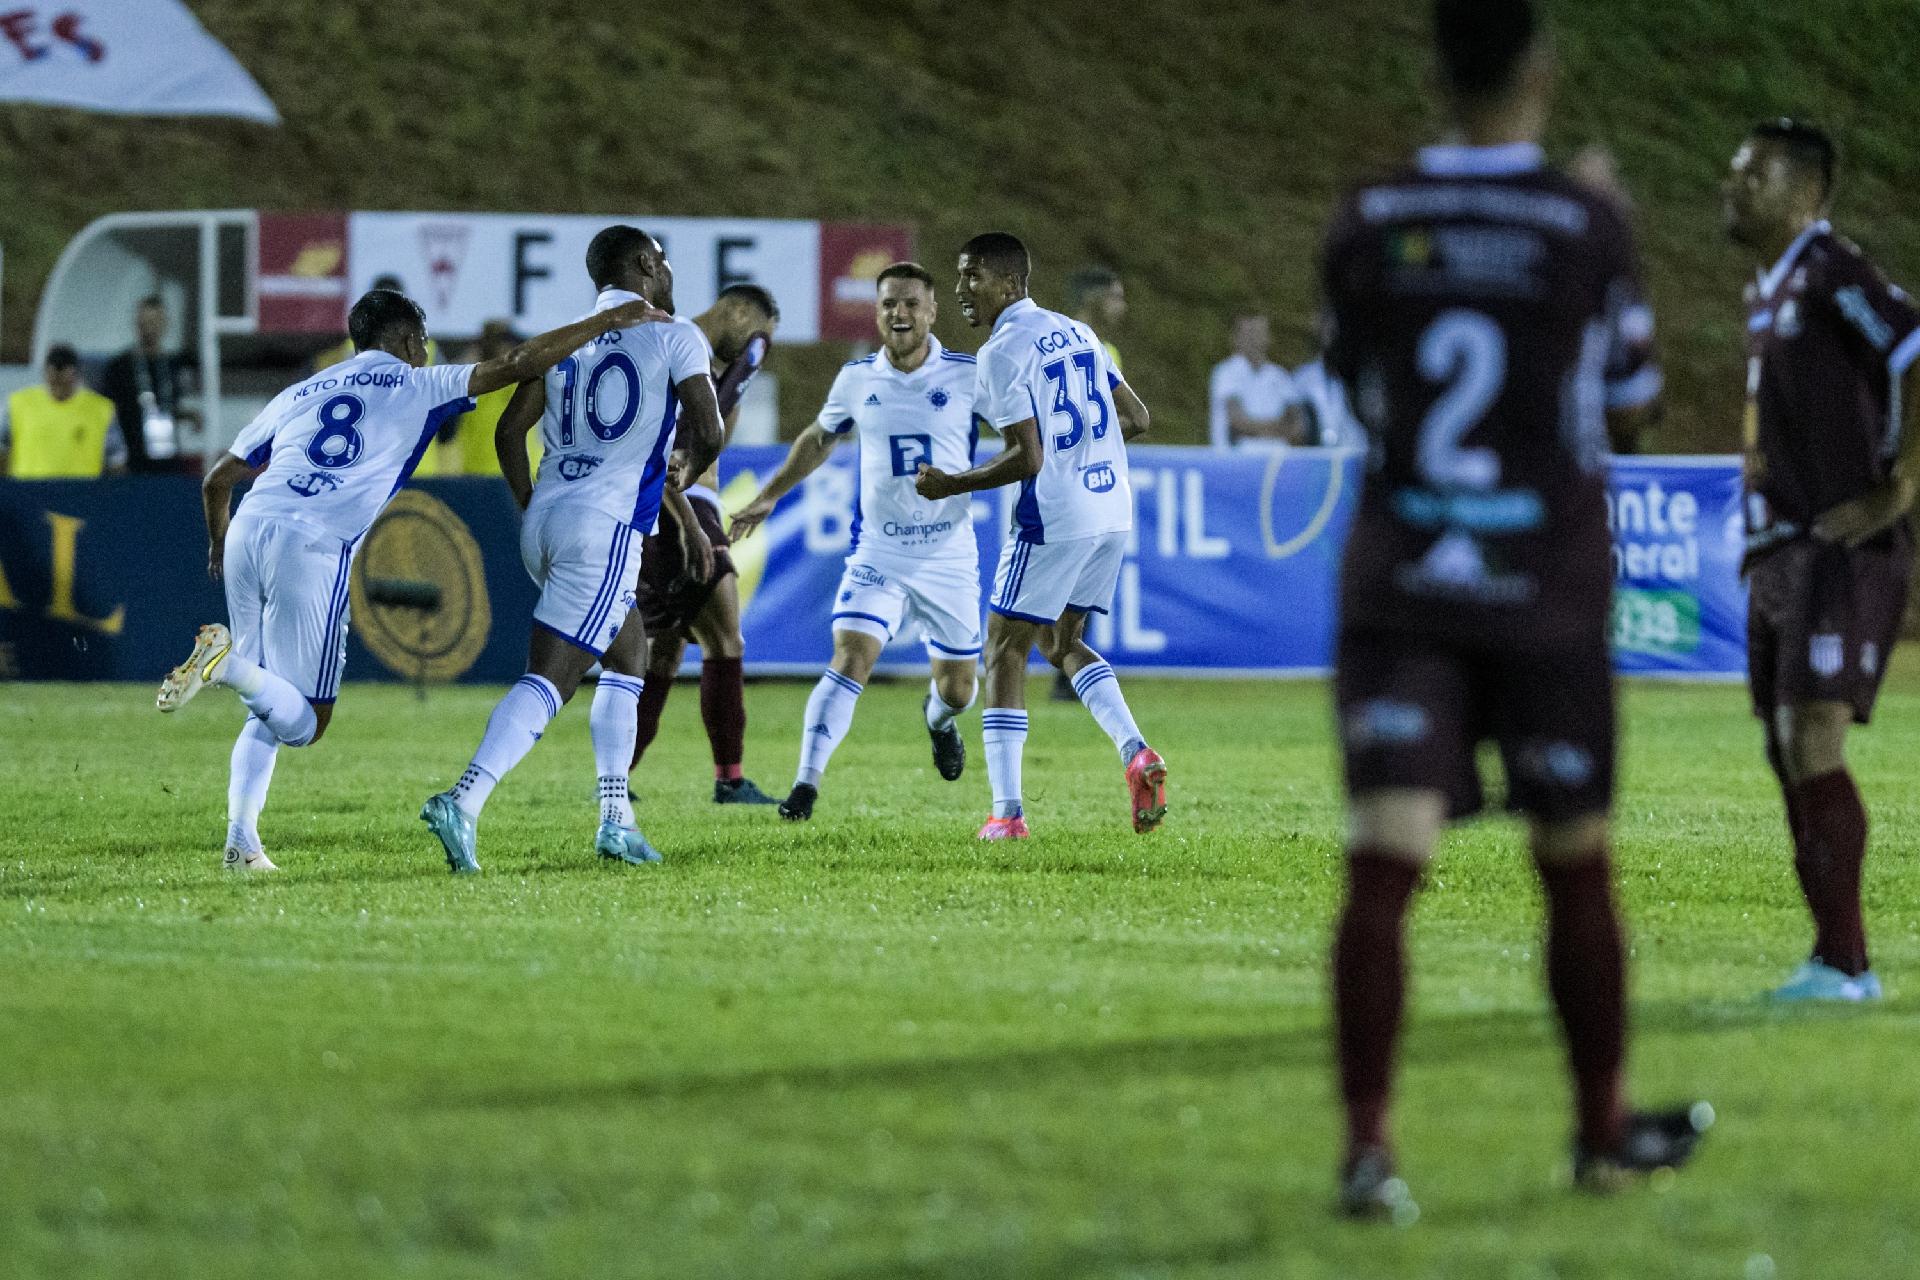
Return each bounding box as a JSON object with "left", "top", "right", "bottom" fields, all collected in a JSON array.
[
  {"left": 876, "top": 277, "right": 934, "bottom": 356},
  {"left": 955, "top": 254, "right": 1017, "bottom": 328}
]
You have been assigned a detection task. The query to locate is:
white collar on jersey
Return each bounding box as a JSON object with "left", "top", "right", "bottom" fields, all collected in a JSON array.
[
  {"left": 1757, "top": 219, "right": 1831, "bottom": 299},
  {"left": 594, "top": 286, "right": 646, "bottom": 312},
  {"left": 1416, "top": 141, "right": 1546, "bottom": 177},
  {"left": 991, "top": 296, "right": 1039, "bottom": 334},
  {"left": 880, "top": 334, "right": 943, "bottom": 374}
]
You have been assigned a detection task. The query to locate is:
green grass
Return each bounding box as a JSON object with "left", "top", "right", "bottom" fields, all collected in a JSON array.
[
  {"left": 6, "top": 2, "right": 1920, "bottom": 448},
  {"left": 3, "top": 668, "right": 1919, "bottom": 1279}
]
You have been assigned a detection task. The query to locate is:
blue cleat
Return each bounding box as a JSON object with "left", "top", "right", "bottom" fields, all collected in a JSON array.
[
  {"left": 1768, "top": 960, "right": 1882, "bottom": 1003},
  {"left": 420, "top": 793, "right": 481, "bottom": 875},
  {"left": 595, "top": 821, "right": 663, "bottom": 866}
]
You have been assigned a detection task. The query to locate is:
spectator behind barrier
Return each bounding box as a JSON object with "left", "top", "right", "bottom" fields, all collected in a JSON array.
[
  {"left": 94, "top": 295, "right": 198, "bottom": 472},
  {"left": 1066, "top": 265, "right": 1129, "bottom": 375},
  {"left": 1, "top": 344, "right": 125, "bottom": 479},
  {"left": 440, "top": 320, "right": 543, "bottom": 476},
  {"left": 1289, "top": 356, "right": 1363, "bottom": 447},
  {"left": 1207, "top": 313, "right": 1304, "bottom": 448}
]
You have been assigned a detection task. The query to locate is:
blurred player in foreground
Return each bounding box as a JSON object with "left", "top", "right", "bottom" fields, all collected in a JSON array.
[
  {"left": 914, "top": 233, "right": 1165, "bottom": 840},
  {"left": 1322, "top": 0, "right": 1708, "bottom": 1218},
  {"left": 730, "top": 263, "right": 981, "bottom": 820},
  {"left": 627, "top": 284, "right": 784, "bottom": 805},
  {"left": 1725, "top": 119, "right": 1920, "bottom": 1002},
  {"left": 420, "top": 227, "right": 724, "bottom": 873},
  {"left": 159, "top": 286, "right": 663, "bottom": 871}
]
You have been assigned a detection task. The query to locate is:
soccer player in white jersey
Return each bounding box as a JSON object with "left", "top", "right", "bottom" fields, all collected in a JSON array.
[
  {"left": 729, "top": 262, "right": 982, "bottom": 821},
  {"left": 420, "top": 226, "right": 725, "bottom": 874},
  {"left": 156, "top": 286, "right": 664, "bottom": 871},
  {"left": 914, "top": 233, "right": 1167, "bottom": 840}
]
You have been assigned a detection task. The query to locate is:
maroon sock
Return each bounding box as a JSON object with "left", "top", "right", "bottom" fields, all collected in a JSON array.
[
  {"left": 630, "top": 673, "right": 673, "bottom": 770},
  {"left": 1332, "top": 851, "right": 1421, "bottom": 1159},
  {"left": 1791, "top": 770, "right": 1870, "bottom": 976},
  {"left": 1536, "top": 856, "right": 1627, "bottom": 1153},
  {"left": 700, "top": 657, "right": 747, "bottom": 779}
]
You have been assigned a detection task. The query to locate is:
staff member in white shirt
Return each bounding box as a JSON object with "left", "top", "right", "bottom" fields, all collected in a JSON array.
[{"left": 1207, "top": 313, "right": 1305, "bottom": 448}]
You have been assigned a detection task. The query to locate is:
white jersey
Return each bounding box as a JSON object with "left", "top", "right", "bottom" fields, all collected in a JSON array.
[
  {"left": 228, "top": 351, "right": 477, "bottom": 543},
  {"left": 816, "top": 336, "right": 979, "bottom": 568},
  {"left": 528, "top": 289, "right": 712, "bottom": 533},
  {"left": 974, "top": 297, "right": 1131, "bottom": 543}
]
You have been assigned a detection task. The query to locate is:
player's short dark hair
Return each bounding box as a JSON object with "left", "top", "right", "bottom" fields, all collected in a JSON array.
[
  {"left": 1434, "top": 0, "right": 1537, "bottom": 101},
  {"left": 46, "top": 343, "right": 80, "bottom": 371},
  {"left": 585, "top": 225, "right": 657, "bottom": 290},
  {"left": 960, "top": 232, "right": 1031, "bottom": 283},
  {"left": 719, "top": 282, "right": 780, "bottom": 321},
  {"left": 1751, "top": 117, "right": 1837, "bottom": 201},
  {"left": 1066, "top": 265, "right": 1120, "bottom": 311},
  {"left": 370, "top": 273, "right": 405, "bottom": 293},
  {"left": 875, "top": 262, "right": 936, "bottom": 292},
  {"left": 347, "top": 288, "right": 426, "bottom": 352},
  {"left": 137, "top": 294, "right": 164, "bottom": 312}
]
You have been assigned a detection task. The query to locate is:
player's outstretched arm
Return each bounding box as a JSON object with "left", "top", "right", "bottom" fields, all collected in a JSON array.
[
  {"left": 728, "top": 424, "right": 839, "bottom": 541},
  {"left": 669, "top": 373, "right": 725, "bottom": 491},
  {"left": 468, "top": 301, "right": 669, "bottom": 397},
  {"left": 495, "top": 380, "right": 545, "bottom": 510},
  {"left": 1114, "top": 381, "right": 1152, "bottom": 442},
  {"left": 200, "top": 452, "right": 256, "bottom": 581},
  {"left": 915, "top": 418, "right": 1041, "bottom": 500}
]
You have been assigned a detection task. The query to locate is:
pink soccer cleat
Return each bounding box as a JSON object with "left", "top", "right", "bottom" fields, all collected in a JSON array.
[
  {"left": 1125, "top": 747, "right": 1168, "bottom": 833},
  {"left": 976, "top": 815, "right": 1031, "bottom": 841}
]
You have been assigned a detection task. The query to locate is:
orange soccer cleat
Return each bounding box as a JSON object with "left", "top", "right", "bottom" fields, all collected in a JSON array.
[
  {"left": 976, "top": 815, "right": 1031, "bottom": 841},
  {"left": 1125, "top": 747, "right": 1169, "bottom": 833}
]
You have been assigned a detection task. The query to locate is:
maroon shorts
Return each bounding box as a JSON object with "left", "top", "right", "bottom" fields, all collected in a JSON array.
[
  {"left": 636, "top": 491, "right": 737, "bottom": 636},
  {"left": 1336, "top": 627, "right": 1616, "bottom": 822},
  {"left": 1747, "top": 538, "right": 1910, "bottom": 724}
]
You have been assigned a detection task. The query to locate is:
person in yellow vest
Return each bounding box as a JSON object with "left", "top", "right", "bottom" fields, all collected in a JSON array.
[
  {"left": 438, "top": 321, "right": 542, "bottom": 475},
  {"left": 1, "top": 345, "right": 126, "bottom": 479}
]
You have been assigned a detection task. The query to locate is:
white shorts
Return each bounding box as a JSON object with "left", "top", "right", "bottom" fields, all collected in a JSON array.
[
  {"left": 831, "top": 557, "right": 982, "bottom": 660},
  {"left": 520, "top": 502, "right": 641, "bottom": 657},
  {"left": 223, "top": 512, "right": 355, "bottom": 704},
  {"left": 989, "top": 531, "right": 1126, "bottom": 625}
]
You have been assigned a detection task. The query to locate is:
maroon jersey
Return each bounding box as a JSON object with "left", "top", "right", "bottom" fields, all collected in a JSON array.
[
  {"left": 1323, "top": 143, "right": 1659, "bottom": 648},
  {"left": 1743, "top": 221, "right": 1920, "bottom": 561}
]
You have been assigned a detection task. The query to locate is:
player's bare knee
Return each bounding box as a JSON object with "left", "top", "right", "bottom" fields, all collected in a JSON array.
[
  {"left": 1348, "top": 789, "right": 1445, "bottom": 865},
  {"left": 934, "top": 665, "right": 977, "bottom": 709},
  {"left": 304, "top": 703, "right": 333, "bottom": 745},
  {"left": 1531, "top": 812, "right": 1611, "bottom": 864},
  {"left": 1780, "top": 702, "right": 1849, "bottom": 780},
  {"left": 830, "top": 631, "right": 882, "bottom": 684}
]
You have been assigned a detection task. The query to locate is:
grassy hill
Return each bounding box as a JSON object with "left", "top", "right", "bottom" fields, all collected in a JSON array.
[{"left": 3, "top": 0, "right": 1919, "bottom": 447}]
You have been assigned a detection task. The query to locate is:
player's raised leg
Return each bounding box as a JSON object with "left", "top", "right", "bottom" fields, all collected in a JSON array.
[
  {"left": 592, "top": 608, "right": 661, "bottom": 865},
  {"left": 978, "top": 610, "right": 1038, "bottom": 840},
  {"left": 1042, "top": 603, "right": 1165, "bottom": 833},
  {"left": 782, "top": 621, "right": 882, "bottom": 822},
  {"left": 925, "top": 656, "right": 977, "bottom": 782}
]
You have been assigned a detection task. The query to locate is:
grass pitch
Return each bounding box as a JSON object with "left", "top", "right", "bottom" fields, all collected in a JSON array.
[{"left": 3, "top": 668, "right": 1918, "bottom": 1279}]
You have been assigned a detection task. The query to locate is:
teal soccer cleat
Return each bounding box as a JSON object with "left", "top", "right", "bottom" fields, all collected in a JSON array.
[
  {"left": 420, "top": 793, "right": 481, "bottom": 875},
  {"left": 595, "top": 821, "right": 663, "bottom": 865},
  {"left": 1768, "top": 960, "right": 1882, "bottom": 1003}
]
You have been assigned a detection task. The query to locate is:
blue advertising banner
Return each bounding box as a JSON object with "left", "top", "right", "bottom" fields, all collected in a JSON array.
[{"left": 0, "top": 450, "right": 1750, "bottom": 685}]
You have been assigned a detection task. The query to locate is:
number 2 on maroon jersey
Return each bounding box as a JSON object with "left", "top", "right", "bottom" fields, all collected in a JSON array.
[{"left": 1416, "top": 310, "right": 1506, "bottom": 491}]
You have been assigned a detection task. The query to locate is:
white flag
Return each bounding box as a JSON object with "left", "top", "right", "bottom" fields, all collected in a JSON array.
[{"left": 0, "top": 1, "right": 278, "bottom": 123}]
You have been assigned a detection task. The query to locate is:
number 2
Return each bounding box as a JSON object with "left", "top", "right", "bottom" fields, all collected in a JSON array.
[{"left": 1415, "top": 310, "right": 1504, "bottom": 490}]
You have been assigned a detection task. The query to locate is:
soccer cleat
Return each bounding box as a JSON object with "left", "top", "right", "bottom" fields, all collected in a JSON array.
[
  {"left": 714, "top": 777, "right": 779, "bottom": 805},
  {"left": 420, "top": 792, "right": 481, "bottom": 875},
  {"left": 1573, "top": 1103, "right": 1714, "bottom": 1192},
  {"left": 976, "top": 815, "right": 1030, "bottom": 841},
  {"left": 1125, "top": 746, "right": 1169, "bottom": 833},
  {"left": 927, "top": 702, "right": 966, "bottom": 782},
  {"left": 595, "top": 821, "right": 663, "bottom": 865},
  {"left": 779, "top": 783, "right": 817, "bottom": 822},
  {"left": 156, "top": 623, "right": 232, "bottom": 712},
  {"left": 1768, "top": 960, "right": 1883, "bottom": 1003},
  {"left": 222, "top": 845, "right": 278, "bottom": 873},
  {"left": 1338, "top": 1146, "right": 1417, "bottom": 1223}
]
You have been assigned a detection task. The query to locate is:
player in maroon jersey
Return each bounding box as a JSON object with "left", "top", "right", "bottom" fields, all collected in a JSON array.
[
  {"left": 1320, "top": 0, "right": 1709, "bottom": 1218},
  {"left": 1725, "top": 119, "right": 1920, "bottom": 1003}
]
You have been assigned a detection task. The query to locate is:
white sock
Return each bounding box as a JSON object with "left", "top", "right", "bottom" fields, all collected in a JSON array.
[
  {"left": 1070, "top": 659, "right": 1145, "bottom": 761},
  {"left": 925, "top": 678, "right": 974, "bottom": 730},
  {"left": 981, "top": 708, "right": 1028, "bottom": 818},
  {"left": 796, "top": 670, "right": 863, "bottom": 788},
  {"left": 592, "top": 674, "right": 643, "bottom": 827},
  {"left": 225, "top": 717, "right": 278, "bottom": 852},
  {"left": 215, "top": 654, "right": 317, "bottom": 746},
  {"left": 453, "top": 674, "right": 561, "bottom": 818}
]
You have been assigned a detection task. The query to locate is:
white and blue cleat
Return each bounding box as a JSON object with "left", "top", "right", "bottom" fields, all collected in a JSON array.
[
  {"left": 420, "top": 792, "right": 481, "bottom": 875},
  {"left": 1768, "top": 959, "right": 1882, "bottom": 1003},
  {"left": 595, "top": 821, "right": 663, "bottom": 866}
]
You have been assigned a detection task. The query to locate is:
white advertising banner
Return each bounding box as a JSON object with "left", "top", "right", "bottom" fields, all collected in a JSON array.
[
  {"left": 347, "top": 213, "right": 825, "bottom": 342},
  {"left": 0, "top": 1, "right": 278, "bottom": 123}
]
